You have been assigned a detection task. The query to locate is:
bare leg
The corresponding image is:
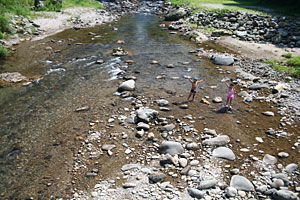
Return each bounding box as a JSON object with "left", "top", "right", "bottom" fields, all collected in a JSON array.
[
  {"left": 225, "top": 98, "right": 229, "bottom": 107},
  {"left": 229, "top": 99, "right": 233, "bottom": 107},
  {"left": 187, "top": 92, "right": 192, "bottom": 100},
  {"left": 191, "top": 93, "right": 195, "bottom": 101}
]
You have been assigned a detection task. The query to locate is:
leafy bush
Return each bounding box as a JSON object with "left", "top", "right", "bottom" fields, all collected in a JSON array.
[{"left": 0, "top": 45, "right": 7, "bottom": 59}]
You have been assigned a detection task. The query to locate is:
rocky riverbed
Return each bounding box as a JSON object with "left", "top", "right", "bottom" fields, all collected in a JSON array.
[{"left": 0, "top": 1, "right": 299, "bottom": 200}]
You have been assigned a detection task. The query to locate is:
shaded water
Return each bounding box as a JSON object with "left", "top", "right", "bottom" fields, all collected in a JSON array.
[{"left": 0, "top": 14, "right": 299, "bottom": 199}]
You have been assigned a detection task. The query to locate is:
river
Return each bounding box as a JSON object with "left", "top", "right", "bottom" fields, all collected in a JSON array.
[{"left": 0, "top": 13, "right": 298, "bottom": 199}]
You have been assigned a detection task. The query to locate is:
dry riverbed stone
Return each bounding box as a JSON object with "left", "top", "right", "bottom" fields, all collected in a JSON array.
[
  {"left": 158, "top": 141, "right": 184, "bottom": 155},
  {"left": 230, "top": 175, "right": 254, "bottom": 191},
  {"left": 213, "top": 147, "right": 236, "bottom": 160}
]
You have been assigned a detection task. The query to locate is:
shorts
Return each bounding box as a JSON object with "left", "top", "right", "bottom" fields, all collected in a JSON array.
[
  {"left": 227, "top": 94, "right": 234, "bottom": 99},
  {"left": 191, "top": 89, "right": 196, "bottom": 93}
]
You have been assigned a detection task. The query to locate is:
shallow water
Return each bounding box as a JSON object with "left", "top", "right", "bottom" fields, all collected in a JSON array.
[{"left": 0, "top": 14, "right": 298, "bottom": 199}]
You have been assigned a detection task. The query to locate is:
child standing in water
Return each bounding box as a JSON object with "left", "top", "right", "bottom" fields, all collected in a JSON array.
[
  {"left": 187, "top": 77, "right": 205, "bottom": 101},
  {"left": 224, "top": 80, "right": 236, "bottom": 110}
]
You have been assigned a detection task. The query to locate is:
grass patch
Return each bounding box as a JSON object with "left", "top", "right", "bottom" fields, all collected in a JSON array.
[
  {"left": 63, "top": 0, "right": 103, "bottom": 9},
  {"left": 265, "top": 56, "right": 300, "bottom": 78},
  {"left": 282, "top": 53, "right": 292, "bottom": 59},
  {"left": 287, "top": 56, "right": 300, "bottom": 68}
]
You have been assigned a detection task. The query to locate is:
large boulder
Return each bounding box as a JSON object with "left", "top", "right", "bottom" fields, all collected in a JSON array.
[
  {"left": 158, "top": 141, "right": 184, "bottom": 155},
  {"left": 213, "top": 55, "right": 234, "bottom": 66},
  {"left": 118, "top": 80, "right": 135, "bottom": 92},
  {"left": 165, "top": 7, "right": 188, "bottom": 21}
]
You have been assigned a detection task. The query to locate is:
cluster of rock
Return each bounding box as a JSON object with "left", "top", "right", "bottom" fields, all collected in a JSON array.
[
  {"left": 70, "top": 53, "right": 299, "bottom": 199},
  {"left": 72, "top": 83, "right": 299, "bottom": 199},
  {"left": 165, "top": 6, "right": 300, "bottom": 47},
  {"left": 104, "top": 0, "right": 167, "bottom": 16},
  {"left": 4, "top": 15, "right": 41, "bottom": 38}
]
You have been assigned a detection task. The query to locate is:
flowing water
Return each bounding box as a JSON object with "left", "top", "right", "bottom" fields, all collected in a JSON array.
[{"left": 0, "top": 13, "right": 299, "bottom": 199}]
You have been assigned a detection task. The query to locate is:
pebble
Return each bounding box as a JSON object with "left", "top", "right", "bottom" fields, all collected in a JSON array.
[
  {"left": 285, "top": 163, "right": 298, "bottom": 173},
  {"left": 187, "top": 188, "right": 205, "bottom": 199},
  {"left": 263, "top": 154, "right": 277, "bottom": 165},
  {"left": 225, "top": 187, "right": 237, "bottom": 197}
]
